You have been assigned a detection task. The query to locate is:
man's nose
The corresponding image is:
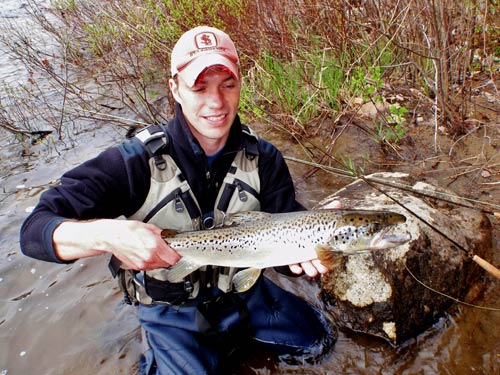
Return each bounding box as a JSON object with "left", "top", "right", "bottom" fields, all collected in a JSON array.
[{"left": 207, "top": 88, "right": 224, "bottom": 108}]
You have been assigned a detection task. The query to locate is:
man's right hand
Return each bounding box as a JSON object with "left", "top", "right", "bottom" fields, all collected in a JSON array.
[{"left": 53, "top": 219, "right": 181, "bottom": 270}]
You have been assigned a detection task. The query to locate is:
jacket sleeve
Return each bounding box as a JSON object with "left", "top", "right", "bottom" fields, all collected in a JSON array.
[{"left": 19, "top": 139, "right": 150, "bottom": 263}]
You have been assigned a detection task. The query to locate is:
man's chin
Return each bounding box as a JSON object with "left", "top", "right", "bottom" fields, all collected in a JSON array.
[{"left": 202, "top": 123, "right": 232, "bottom": 137}]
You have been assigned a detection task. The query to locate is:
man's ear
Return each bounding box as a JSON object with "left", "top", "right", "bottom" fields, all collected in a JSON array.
[{"left": 168, "top": 78, "right": 181, "bottom": 103}]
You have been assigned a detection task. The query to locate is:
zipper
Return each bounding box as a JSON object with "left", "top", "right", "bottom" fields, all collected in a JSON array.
[
  {"left": 174, "top": 193, "right": 184, "bottom": 213},
  {"left": 235, "top": 181, "right": 248, "bottom": 202},
  {"left": 143, "top": 187, "right": 182, "bottom": 223}
]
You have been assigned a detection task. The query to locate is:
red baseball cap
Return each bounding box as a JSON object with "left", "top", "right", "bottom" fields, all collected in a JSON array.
[{"left": 170, "top": 26, "right": 240, "bottom": 87}]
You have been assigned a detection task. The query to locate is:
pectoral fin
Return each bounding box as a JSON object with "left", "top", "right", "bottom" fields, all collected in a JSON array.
[
  {"left": 316, "top": 244, "right": 343, "bottom": 269},
  {"left": 166, "top": 258, "right": 201, "bottom": 283},
  {"left": 232, "top": 268, "right": 262, "bottom": 293}
]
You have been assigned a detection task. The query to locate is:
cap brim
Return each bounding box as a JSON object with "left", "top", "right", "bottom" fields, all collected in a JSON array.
[{"left": 178, "top": 54, "right": 239, "bottom": 87}]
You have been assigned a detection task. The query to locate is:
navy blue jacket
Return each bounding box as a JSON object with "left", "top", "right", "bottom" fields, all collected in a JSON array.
[{"left": 20, "top": 103, "right": 303, "bottom": 263}]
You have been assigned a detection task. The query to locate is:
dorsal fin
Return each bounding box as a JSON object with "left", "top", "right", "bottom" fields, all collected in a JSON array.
[{"left": 222, "top": 211, "right": 272, "bottom": 227}]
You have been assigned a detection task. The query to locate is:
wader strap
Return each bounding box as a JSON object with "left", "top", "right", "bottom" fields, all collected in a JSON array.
[
  {"left": 109, "top": 255, "right": 202, "bottom": 306},
  {"left": 119, "top": 270, "right": 139, "bottom": 305},
  {"left": 241, "top": 124, "right": 259, "bottom": 157},
  {"left": 142, "top": 188, "right": 182, "bottom": 223},
  {"left": 178, "top": 186, "right": 201, "bottom": 220},
  {"left": 216, "top": 185, "right": 236, "bottom": 212},
  {"left": 216, "top": 179, "right": 260, "bottom": 212},
  {"left": 108, "top": 254, "right": 122, "bottom": 278},
  {"left": 141, "top": 175, "right": 200, "bottom": 224},
  {"left": 135, "top": 124, "right": 169, "bottom": 155},
  {"left": 136, "top": 124, "right": 169, "bottom": 170},
  {"left": 109, "top": 256, "right": 148, "bottom": 305}
]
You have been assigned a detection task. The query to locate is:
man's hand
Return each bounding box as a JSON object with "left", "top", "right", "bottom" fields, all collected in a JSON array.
[
  {"left": 288, "top": 259, "right": 329, "bottom": 277},
  {"left": 53, "top": 219, "right": 180, "bottom": 270}
]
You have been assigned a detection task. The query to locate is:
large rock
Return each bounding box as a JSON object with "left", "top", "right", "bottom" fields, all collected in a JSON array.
[{"left": 318, "top": 172, "right": 492, "bottom": 345}]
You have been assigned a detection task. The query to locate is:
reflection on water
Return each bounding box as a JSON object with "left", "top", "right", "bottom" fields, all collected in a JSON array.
[
  {"left": 0, "top": 0, "right": 48, "bottom": 87},
  {"left": 1, "top": 2, "right": 499, "bottom": 375},
  {"left": 2, "top": 135, "right": 499, "bottom": 374},
  {"left": 0, "top": 1, "right": 28, "bottom": 87}
]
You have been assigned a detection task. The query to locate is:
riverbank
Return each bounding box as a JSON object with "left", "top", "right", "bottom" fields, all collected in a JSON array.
[
  {"left": 2, "top": 85, "right": 500, "bottom": 373},
  {"left": 1, "top": 1, "right": 500, "bottom": 374}
]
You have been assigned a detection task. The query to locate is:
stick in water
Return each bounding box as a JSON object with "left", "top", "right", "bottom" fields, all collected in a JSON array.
[{"left": 472, "top": 255, "right": 500, "bottom": 280}]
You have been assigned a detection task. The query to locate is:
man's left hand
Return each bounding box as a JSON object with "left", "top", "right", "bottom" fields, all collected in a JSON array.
[{"left": 289, "top": 259, "right": 329, "bottom": 277}]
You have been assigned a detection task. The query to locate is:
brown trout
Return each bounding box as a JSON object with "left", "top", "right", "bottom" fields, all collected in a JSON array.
[{"left": 161, "top": 209, "right": 411, "bottom": 291}]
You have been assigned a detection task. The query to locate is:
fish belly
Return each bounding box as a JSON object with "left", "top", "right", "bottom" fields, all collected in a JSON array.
[{"left": 174, "top": 242, "right": 318, "bottom": 269}]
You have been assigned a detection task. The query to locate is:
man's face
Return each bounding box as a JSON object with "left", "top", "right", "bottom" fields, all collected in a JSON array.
[{"left": 169, "top": 66, "right": 241, "bottom": 154}]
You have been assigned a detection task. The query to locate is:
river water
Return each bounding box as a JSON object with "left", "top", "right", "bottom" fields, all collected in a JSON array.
[{"left": 1, "top": 2, "right": 500, "bottom": 375}]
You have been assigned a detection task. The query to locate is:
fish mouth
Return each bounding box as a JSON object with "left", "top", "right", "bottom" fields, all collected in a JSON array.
[
  {"left": 329, "top": 223, "right": 411, "bottom": 254},
  {"left": 369, "top": 226, "right": 411, "bottom": 247},
  {"left": 379, "top": 232, "right": 412, "bottom": 245}
]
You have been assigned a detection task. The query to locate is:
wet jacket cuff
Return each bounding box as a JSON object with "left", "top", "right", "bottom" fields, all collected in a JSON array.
[{"left": 42, "top": 217, "right": 74, "bottom": 264}]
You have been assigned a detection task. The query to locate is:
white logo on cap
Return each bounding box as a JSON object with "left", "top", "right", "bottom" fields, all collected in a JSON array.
[{"left": 195, "top": 32, "right": 217, "bottom": 49}]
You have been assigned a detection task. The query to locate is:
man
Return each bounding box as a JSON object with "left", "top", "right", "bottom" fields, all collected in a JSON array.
[{"left": 20, "top": 26, "right": 334, "bottom": 374}]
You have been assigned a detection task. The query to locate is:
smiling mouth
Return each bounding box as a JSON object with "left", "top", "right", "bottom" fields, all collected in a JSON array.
[{"left": 204, "top": 114, "right": 227, "bottom": 122}]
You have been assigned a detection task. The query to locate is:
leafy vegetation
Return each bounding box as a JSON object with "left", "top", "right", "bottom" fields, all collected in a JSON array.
[{"left": 0, "top": 0, "right": 498, "bottom": 156}]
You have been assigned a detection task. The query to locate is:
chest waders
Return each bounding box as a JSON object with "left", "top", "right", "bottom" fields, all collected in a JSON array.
[{"left": 109, "top": 124, "right": 261, "bottom": 306}]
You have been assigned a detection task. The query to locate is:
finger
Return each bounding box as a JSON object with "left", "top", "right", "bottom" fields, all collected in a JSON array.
[
  {"left": 156, "top": 243, "right": 181, "bottom": 266},
  {"left": 114, "top": 254, "right": 150, "bottom": 271},
  {"left": 114, "top": 246, "right": 166, "bottom": 271},
  {"left": 132, "top": 255, "right": 173, "bottom": 271},
  {"left": 300, "top": 261, "right": 319, "bottom": 277},
  {"left": 312, "top": 259, "right": 329, "bottom": 274},
  {"left": 289, "top": 263, "right": 303, "bottom": 275}
]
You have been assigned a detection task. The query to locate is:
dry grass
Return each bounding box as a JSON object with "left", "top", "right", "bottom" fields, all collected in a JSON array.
[{"left": 0, "top": 0, "right": 498, "bottom": 149}]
